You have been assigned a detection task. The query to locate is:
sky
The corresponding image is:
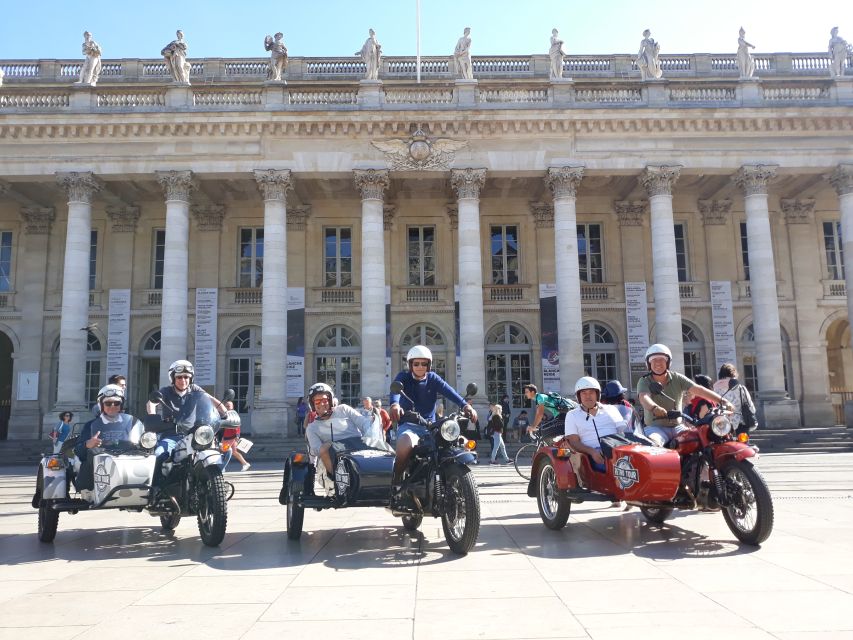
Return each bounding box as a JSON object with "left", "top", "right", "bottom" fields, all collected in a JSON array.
[{"left": 0, "top": 0, "right": 850, "bottom": 60}]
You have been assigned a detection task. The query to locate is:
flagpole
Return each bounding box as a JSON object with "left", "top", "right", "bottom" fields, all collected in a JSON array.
[{"left": 416, "top": 0, "right": 421, "bottom": 83}]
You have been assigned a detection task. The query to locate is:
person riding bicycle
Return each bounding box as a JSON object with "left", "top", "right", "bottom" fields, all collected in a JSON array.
[
  {"left": 388, "top": 346, "right": 477, "bottom": 500},
  {"left": 523, "top": 383, "right": 576, "bottom": 438},
  {"left": 637, "top": 344, "right": 734, "bottom": 447}
]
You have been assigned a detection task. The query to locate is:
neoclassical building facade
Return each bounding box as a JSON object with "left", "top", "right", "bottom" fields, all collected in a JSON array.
[{"left": 0, "top": 48, "right": 851, "bottom": 436}]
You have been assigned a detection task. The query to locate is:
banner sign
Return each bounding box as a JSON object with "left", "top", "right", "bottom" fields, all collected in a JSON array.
[
  {"left": 194, "top": 288, "right": 218, "bottom": 386},
  {"left": 106, "top": 289, "right": 131, "bottom": 381},
  {"left": 710, "top": 281, "right": 737, "bottom": 374}
]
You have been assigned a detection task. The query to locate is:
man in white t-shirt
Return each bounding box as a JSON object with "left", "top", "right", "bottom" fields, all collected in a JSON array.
[{"left": 564, "top": 376, "right": 627, "bottom": 469}]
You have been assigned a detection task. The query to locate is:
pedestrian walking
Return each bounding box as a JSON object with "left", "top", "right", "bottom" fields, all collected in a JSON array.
[{"left": 488, "top": 404, "right": 510, "bottom": 464}]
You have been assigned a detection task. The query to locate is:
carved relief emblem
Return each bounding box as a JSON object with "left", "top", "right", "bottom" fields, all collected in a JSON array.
[{"left": 371, "top": 126, "right": 467, "bottom": 170}]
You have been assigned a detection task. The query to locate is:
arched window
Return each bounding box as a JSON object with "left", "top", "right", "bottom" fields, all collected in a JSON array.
[
  {"left": 227, "top": 327, "right": 262, "bottom": 413},
  {"left": 485, "top": 322, "right": 532, "bottom": 410},
  {"left": 740, "top": 324, "right": 793, "bottom": 397},
  {"left": 582, "top": 321, "right": 617, "bottom": 388},
  {"left": 400, "top": 323, "right": 447, "bottom": 379},
  {"left": 314, "top": 326, "right": 361, "bottom": 406},
  {"left": 682, "top": 322, "right": 705, "bottom": 382}
]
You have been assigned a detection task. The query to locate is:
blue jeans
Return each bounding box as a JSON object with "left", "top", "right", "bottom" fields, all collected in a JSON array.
[{"left": 490, "top": 433, "right": 509, "bottom": 463}]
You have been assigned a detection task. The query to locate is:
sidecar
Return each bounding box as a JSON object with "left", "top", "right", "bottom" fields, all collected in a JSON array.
[
  {"left": 278, "top": 447, "right": 395, "bottom": 540},
  {"left": 528, "top": 433, "right": 681, "bottom": 530}
]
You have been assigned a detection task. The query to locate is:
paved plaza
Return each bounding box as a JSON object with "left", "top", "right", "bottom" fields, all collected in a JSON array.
[{"left": 1, "top": 452, "right": 853, "bottom": 639}]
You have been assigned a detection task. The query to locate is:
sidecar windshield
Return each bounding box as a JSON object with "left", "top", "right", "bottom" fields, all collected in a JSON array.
[{"left": 173, "top": 390, "right": 221, "bottom": 433}]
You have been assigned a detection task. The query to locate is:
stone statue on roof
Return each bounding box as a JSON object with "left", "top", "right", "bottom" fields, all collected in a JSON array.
[
  {"left": 453, "top": 27, "right": 473, "bottom": 80},
  {"left": 161, "top": 29, "right": 191, "bottom": 84},
  {"left": 265, "top": 32, "right": 288, "bottom": 82},
  {"left": 549, "top": 28, "right": 566, "bottom": 79},
  {"left": 828, "top": 27, "right": 852, "bottom": 78},
  {"left": 737, "top": 27, "right": 756, "bottom": 79},
  {"left": 76, "top": 31, "right": 102, "bottom": 86},
  {"left": 356, "top": 28, "right": 382, "bottom": 80},
  {"left": 636, "top": 28, "right": 663, "bottom": 80}
]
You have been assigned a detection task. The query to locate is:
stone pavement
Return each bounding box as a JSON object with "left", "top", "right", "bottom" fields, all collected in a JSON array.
[{"left": 1, "top": 453, "right": 852, "bottom": 639}]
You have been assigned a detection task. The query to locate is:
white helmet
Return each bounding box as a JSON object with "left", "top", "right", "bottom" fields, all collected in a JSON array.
[
  {"left": 168, "top": 359, "right": 194, "bottom": 383},
  {"left": 406, "top": 345, "right": 433, "bottom": 371},
  {"left": 97, "top": 383, "right": 125, "bottom": 407},
  {"left": 644, "top": 343, "right": 672, "bottom": 368},
  {"left": 307, "top": 382, "right": 335, "bottom": 416},
  {"left": 574, "top": 376, "right": 601, "bottom": 401}
]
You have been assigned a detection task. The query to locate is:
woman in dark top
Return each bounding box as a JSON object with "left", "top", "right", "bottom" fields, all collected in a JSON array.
[{"left": 687, "top": 374, "right": 716, "bottom": 421}]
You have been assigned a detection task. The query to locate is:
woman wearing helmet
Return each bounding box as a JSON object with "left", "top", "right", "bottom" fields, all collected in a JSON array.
[
  {"left": 564, "top": 376, "right": 628, "bottom": 473},
  {"left": 637, "top": 343, "right": 733, "bottom": 446},
  {"left": 388, "top": 345, "right": 477, "bottom": 492},
  {"left": 304, "top": 381, "right": 391, "bottom": 481},
  {"left": 73, "top": 384, "right": 144, "bottom": 499}
]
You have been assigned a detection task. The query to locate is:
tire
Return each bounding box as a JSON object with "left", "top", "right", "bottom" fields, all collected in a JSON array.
[
  {"left": 537, "top": 462, "right": 571, "bottom": 530},
  {"left": 514, "top": 443, "right": 538, "bottom": 480},
  {"left": 38, "top": 501, "right": 59, "bottom": 543},
  {"left": 440, "top": 466, "right": 481, "bottom": 555},
  {"left": 160, "top": 513, "right": 182, "bottom": 532},
  {"left": 401, "top": 514, "right": 423, "bottom": 531},
  {"left": 196, "top": 465, "right": 228, "bottom": 547},
  {"left": 721, "top": 460, "right": 774, "bottom": 546},
  {"left": 640, "top": 506, "right": 673, "bottom": 524},
  {"left": 286, "top": 496, "right": 305, "bottom": 540}
]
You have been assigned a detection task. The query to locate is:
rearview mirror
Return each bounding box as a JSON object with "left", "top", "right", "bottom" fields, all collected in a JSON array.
[
  {"left": 223, "top": 388, "right": 236, "bottom": 402},
  {"left": 390, "top": 381, "right": 404, "bottom": 394},
  {"left": 148, "top": 390, "right": 164, "bottom": 404},
  {"left": 465, "top": 383, "right": 478, "bottom": 398}
]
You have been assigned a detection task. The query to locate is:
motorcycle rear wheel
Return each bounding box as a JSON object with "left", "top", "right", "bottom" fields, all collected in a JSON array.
[
  {"left": 440, "top": 466, "right": 480, "bottom": 555},
  {"left": 640, "top": 506, "right": 673, "bottom": 524},
  {"left": 721, "top": 460, "right": 774, "bottom": 545},
  {"left": 160, "top": 513, "right": 181, "bottom": 532},
  {"left": 196, "top": 465, "right": 228, "bottom": 547},
  {"left": 537, "top": 462, "right": 571, "bottom": 530},
  {"left": 401, "top": 514, "right": 423, "bottom": 531},
  {"left": 38, "top": 501, "right": 59, "bottom": 543}
]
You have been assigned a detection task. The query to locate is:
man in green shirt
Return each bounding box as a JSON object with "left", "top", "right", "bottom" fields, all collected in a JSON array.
[
  {"left": 523, "top": 384, "right": 577, "bottom": 436},
  {"left": 637, "top": 343, "right": 734, "bottom": 446}
]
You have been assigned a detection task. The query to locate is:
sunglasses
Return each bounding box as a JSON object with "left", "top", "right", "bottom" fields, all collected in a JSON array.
[
  {"left": 411, "top": 361, "right": 429, "bottom": 367},
  {"left": 103, "top": 400, "right": 122, "bottom": 407}
]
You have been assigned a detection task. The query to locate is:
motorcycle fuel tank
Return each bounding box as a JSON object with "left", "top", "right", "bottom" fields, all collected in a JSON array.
[
  {"left": 607, "top": 444, "right": 680, "bottom": 501},
  {"left": 91, "top": 453, "right": 155, "bottom": 507}
]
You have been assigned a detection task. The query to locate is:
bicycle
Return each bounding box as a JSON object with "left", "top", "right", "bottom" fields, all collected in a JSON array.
[{"left": 513, "top": 414, "right": 565, "bottom": 480}]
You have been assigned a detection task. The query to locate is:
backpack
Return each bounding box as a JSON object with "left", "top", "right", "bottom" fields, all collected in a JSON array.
[
  {"left": 547, "top": 392, "right": 576, "bottom": 413},
  {"left": 739, "top": 386, "right": 759, "bottom": 432}
]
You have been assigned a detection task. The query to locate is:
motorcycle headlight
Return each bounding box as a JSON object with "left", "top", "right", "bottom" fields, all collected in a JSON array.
[
  {"left": 140, "top": 431, "right": 158, "bottom": 450},
  {"left": 193, "top": 425, "right": 215, "bottom": 448},
  {"left": 711, "top": 415, "right": 733, "bottom": 437},
  {"left": 439, "top": 419, "right": 461, "bottom": 442}
]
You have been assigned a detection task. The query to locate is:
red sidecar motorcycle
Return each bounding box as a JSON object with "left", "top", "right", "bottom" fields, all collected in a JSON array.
[{"left": 527, "top": 406, "right": 774, "bottom": 545}]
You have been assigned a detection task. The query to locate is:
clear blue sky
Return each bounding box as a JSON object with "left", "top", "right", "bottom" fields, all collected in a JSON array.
[{"left": 0, "top": 0, "right": 849, "bottom": 59}]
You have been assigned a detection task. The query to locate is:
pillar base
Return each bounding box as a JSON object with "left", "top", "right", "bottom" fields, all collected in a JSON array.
[
  {"left": 455, "top": 79, "right": 478, "bottom": 106},
  {"left": 358, "top": 79, "right": 382, "bottom": 107},
  {"left": 250, "top": 401, "right": 291, "bottom": 436},
  {"left": 7, "top": 406, "right": 46, "bottom": 439},
  {"left": 758, "top": 398, "right": 801, "bottom": 429}
]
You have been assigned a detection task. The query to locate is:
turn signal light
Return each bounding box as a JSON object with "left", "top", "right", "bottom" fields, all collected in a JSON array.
[
  {"left": 292, "top": 453, "right": 307, "bottom": 464},
  {"left": 555, "top": 448, "right": 572, "bottom": 458},
  {"left": 221, "top": 443, "right": 231, "bottom": 451},
  {"left": 46, "top": 458, "right": 64, "bottom": 470},
  {"left": 737, "top": 433, "right": 750, "bottom": 443},
  {"left": 465, "top": 439, "right": 477, "bottom": 450}
]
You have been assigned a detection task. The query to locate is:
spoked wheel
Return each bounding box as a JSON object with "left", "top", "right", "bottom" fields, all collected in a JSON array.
[
  {"left": 440, "top": 466, "right": 481, "bottom": 555},
  {"left": 537, "top": 462, "right": 571, "bottom": 530},
  {"left": 640, "top": 506, "right": 673, "bottom": 524},
  {"left": 160, "top": 513, "right": 182, "bottom": 532},
  {"left": 721, "top": 460, "right": 774, "bottom": 545},
  {"left": 37, "top": 501, "right": 59, "bottom": 543},
  {"left": 514, "top": 443, "right": 538, "bottom": 480},
  {"left": 196, "top": 465, "right": 228, "bottom": 546},
  {"left": 401, "top": 514, "right": 423, "bottom": 531}
]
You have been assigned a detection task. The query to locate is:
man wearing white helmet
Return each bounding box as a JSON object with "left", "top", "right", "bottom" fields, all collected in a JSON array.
[
  {"left": 637, "top": 343, "right": 733, "bottom": 446},
  {"left": 388, "top": 345, "right": 477, "bottom": 491},
  {"left": 565, "top": 376, "right": 627, "bottom": 472},
  {"left": 74, "top": 384, "right": 144, "bottom": 498}
]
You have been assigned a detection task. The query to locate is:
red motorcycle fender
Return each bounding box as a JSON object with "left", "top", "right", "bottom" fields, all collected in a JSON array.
[
  {"left": 527, "top": 449, "right": 578, "bottom": 497},
  {"left": 712, "top": 441, "right": 757, "bottom": 466}
]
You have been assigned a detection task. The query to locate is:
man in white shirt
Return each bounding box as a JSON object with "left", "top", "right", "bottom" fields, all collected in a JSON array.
[{"left": 564, "top": 376, "right": 627, "bottom": 470}]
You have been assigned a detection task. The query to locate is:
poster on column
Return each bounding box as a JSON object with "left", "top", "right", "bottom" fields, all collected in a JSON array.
[
  {"left": 624, "top": 282, "right": 650, "bottom": 386},
  {"left": 539, "top": 283, "right": 560, "bottom": 393},
  {"left": 194, "top": 288, "right": 218, "bottom": 386},
  {"left": 454, "top": 285, "right": 462, "bottom": 388},
  {"left": 286, "top": 287, "right": 305, "bottom": 397},
  {"left": 106, "top": 289, "right": 131, "bottom": 381},
  {"left": 385, "top": 286, "right": 392, "bottom": 395},
  {"left": 710, "top": 281, "right": 737, "bottom": 374}
]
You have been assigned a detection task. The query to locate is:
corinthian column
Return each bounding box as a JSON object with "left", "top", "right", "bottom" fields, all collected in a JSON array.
[
  {"left": 546, "top": 166, "right": 584, "bottom": 393},
  {"left": 252, "top": 170, "right": 292, "bottom": 431},
  {"left": 641, "top": 165, "right": 684, "bottom": 372},
  {"left": 354, "top": 169, "right": 389, "bottom": 398},
  {"left": 156, "top": 170, "right": 194, "bottom": 386},
  {"left": 831, "top": 164, "right": 853, "bottom": 349},
  {"left": 734, "top": 165, "right": 786, "bottom": 399},
  {"left": 451, "top": 168, "right": 487, "bottom": 397},
  {"left": 55, "top": 172, "right": 101, "bottom": 410}
]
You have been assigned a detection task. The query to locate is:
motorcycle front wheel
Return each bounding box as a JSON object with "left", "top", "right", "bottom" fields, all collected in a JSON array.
[
  {"left": 440, "top": 466, "right": 480, "bottom": 554},
  {"left": 160, "top": 513, "right": 181, "bottom": 532},
  {"left": 640, "top": 506, "right": 673, "bottom": 524},
  {"left": 721, "top": 460, "right": 774, "bottom": 545},
  {"left": 196, "top": 465, "right": 228, "bottom": 546},
  {"left": 537, "top": 461, "right": 571, "bottom": 530},
  {"left": 401, "top": 514, "right": 423, "bottom": 531},
  {"left": 38, "top": 501, "right": 59, "bottom": 543}
]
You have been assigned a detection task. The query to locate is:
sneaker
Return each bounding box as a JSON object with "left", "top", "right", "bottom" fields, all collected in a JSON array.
[{"left": 241, "top": 463, "right": 251, "bottom": 472}]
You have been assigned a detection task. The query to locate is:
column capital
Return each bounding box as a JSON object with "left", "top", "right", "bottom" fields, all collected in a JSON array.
[
  {"left": 614, "top": 200, "right": 647, "bottom": 227},
  {"left": 529, "top": 201, "right": 554, "bottom": 229},
  {"left": 697, "top": 199, "right": 732, "bottom": 225},
  {"left": 383, "top": 204, "right": 397, "bottom": 231},
  {"left": 733, "top": 164, "right": 777, "bottom": 196},
  {"left": 19, "top": 206, "right": 55, "bottom": 234},
  {"left": 106, "top": 205, "right": 140, "bottom": 232},
  {"left": 640, "top": 165, "right": 682, "bottom": 197},
  {"left": 545, "top": 166, "right": 584, "bottom": 199},
  {"left": 830, "top": 164, "right": 853, "bottom": 196},
  {"left": 56, "top": 171, "right": 101, "bottom": 204},
  {"left": 450, "top": 168, "right": 486, "bottom": 200},
  {"left": 353, "top": 169, "right": 390, "bottom": 201},
  {"left": 253, "top": 168, "right": 293, "bottom": 201},
  {"left": 191, "top": 204, "right": 226, "bottom": 231},
  {"left": 287, "top": 204, "right": 311, "bottom": 231},
  {"left": 156, "top": 170, "right": 195, "bottom": 202},
  {"left": 446, "top": 203, "right": 458, "bottom": 230},
  {"left": 780, "top": 198, "right": 815, "bottom": 224}
]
